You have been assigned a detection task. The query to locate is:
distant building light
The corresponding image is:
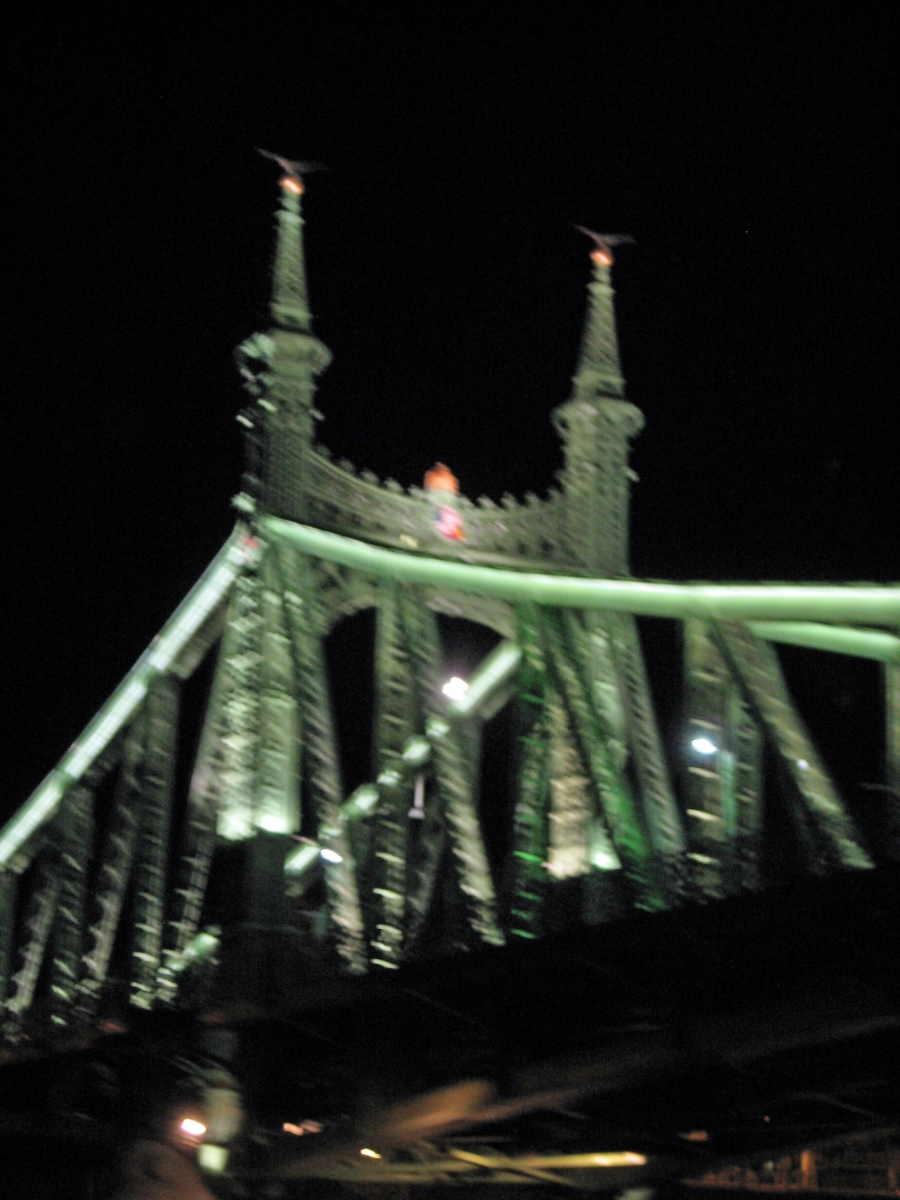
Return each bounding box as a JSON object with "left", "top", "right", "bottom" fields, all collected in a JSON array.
[
  {"left": 179, "top": 1118, "right": 207, "bottom": 1138},
  {"left": 360, "top": 1147, "right": 382, "bottom": 1159},
  {"left": 442, "top": 676, "right": 469, "bottom": 700},
  {"left": 691, "top": 736, "right": 718, "bottom": 755},
  {"left": 320, "top": 848, "right": 343, "bottom": 864}
]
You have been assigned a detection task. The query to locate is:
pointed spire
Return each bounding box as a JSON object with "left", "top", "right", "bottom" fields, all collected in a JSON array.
[
  {"left": 553, "top": 230, "right": 641, "bottom": 576},
  {"left": 571, "top": 232, "right": 633, "bottom": 401},
  {"left": 270, "top": 174, "right": 312, "bottom": 332}
]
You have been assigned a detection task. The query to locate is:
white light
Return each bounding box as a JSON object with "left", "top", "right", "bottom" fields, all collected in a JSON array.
[
  {"left": 442, "top": 676, "right": 469, "bottom": 700},
  {"left": 320, "top": 848, "right": 343, "bottom": 864},
  {"left": 179, "top": 1118, "right": 207, "bottom": 1138},
  {"left": 258, "top": 814, "right": 288, "bottom": 832},
  {"left": 360, "top": 1147, "right": 382, "bottom": 1159},
  {"left": 691, "top": 736, "right": 718, "bottom": 755},
  {"left": 198, "top": 1145, "right": 228, "bottom": 1172},
  {"left": 798, "top": 759, "right": 810, "bottom": 770}
]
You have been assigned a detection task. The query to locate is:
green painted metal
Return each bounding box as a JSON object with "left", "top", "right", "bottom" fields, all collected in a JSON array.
[
  {"left": 131, "top": 673, "right": 180, "bottom": 1010},
  {"left": 588, "top": 612, "right": 685, "bottom": 895},
  {"left": 369, "top": 579, "right": 417, "bottom": 967},
  {"left": 683, "top": 620, "right": 763, "bottom": 899},
  {"left": 542, "top": 609, "right": 664, "bottom": 911},
  {"left": 510, "top": 606, "right": 552, "bottom": 940},
  {"left": 748, "top": 622, "right": 900, "bottom": 661},
  {"left": 277, "top": 546, "right": 367, "bottom": 973},
  {"left": 49, "top": 785, "right": 93, "bottom": 1027},
  {"left": 256, "top": 557, "right": 301, "bottom": 834},
  {"left": 399, "top": 587, "right": 504, "bottom": 948},
  {"left": 0, "top": 872, "right": 15, "bottom": 1006},
  {"left": 714, "top": 622, "right": 873, "bottom": 871},
  {"left": 263, "top": 519, "right": 900, "bottom": 625},
  {"left": 81, "top": 714, "right": 145, "bottom": 1014},
  {"left": 6, "top": 852, "right": 61, "bottom": 1018},
  {"left": 883, "top": 663, "right": 900, "bottom": 858},
  {"left": 0, "top": 529, "right": 249, "bottom": 870}
]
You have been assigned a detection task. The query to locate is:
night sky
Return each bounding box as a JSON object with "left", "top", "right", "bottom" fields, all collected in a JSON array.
[{"left": 2, "top": 7, "right": 897, "bottom": 838}]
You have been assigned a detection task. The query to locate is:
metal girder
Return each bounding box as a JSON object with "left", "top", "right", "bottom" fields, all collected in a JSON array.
[
  {"left": 81, "top": 715, "right": 145, "bottom": 1013},
  {"left": 256, "top": 554, "right": 301, "bottom": 835},
  {"left": 159, "top": 652, "right": 228, "bottom": 1003},
  {"left": 714, "top": 621, "right": 873, "bottom": 871},
  {"left": 131, "top": 673, "right": 180, "bottom": 1010},
  {"left": 369, "top": 579, "right": 418, "bottom": 968},
  {"left": 885, "top": 662, "right": 900, "bottom": 859},
  {"left": 683, "top": 620, "right": 763, "bottom": 899},
  {"left": 276, "top": 545, "right": 367, "bottom": 973},
  {"left": 399, "top": 587, "right": 504, "bottom": 948},
  {"left": 0, "top": 529, "right": 248, "bottom": 871},
  {"left": 217, "top": 573, "right": 263, "bottom": 842},
  {"left": 265, "top": 518, "right": 900, "bottom": 625},
  {"left": 600, "top": 612, "right": 686, "bottom": 895},
  {"left": 509, "top": 606, "right": 552, "bottom": 940},
  {"left": 49, "top": 785, "right": 94, "bottom": 1027},
  {"left": 541, "top": 609, "right": 664, "bottom": 911},
  {"left": 0, "top": 871, "right": 15, "bottom": 1005},
  {"left": 5, "top": 852, "right": 61, "bottom": 1018}
]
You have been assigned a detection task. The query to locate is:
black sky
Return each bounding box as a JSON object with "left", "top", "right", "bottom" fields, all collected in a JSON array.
[{"left": 2, "top": 5, "right": 897, "bottom": 827}]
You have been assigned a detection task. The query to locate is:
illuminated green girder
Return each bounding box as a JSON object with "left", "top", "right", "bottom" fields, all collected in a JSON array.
[
  {"left": 6, "top": 852, "right": 61, "bottom": 1018},
  {"left": 81, "top": 715, "right": 145, "bottom": 1013},
  {"left": 264, "top": 519, "right": 900, "bottom": 626},
  {"left": 602, "top": 614, "right": 686, "bottom": 897},
  {"left": 257, "top": 553, "right": 301, "bottom": 834},
  {"left": 541, "top": 609, "right": 664, "bottom": 911},
  {"left": 277, "top": 546, "right": 367, "bottom": 973},
  {"left": 399, "top": 587, "right": 504, "bottom": 948},
  {"left": 131, "top": 673, "right": 180, "bottom": 1010},
  {"left": 369, "top": 579, "right": 418, "bottom": 968},
  {"left": 217, "top": 572, "right": 264, "bottom": 842},
  {"left": 714, "top": 621, "right": 873, "bottom": 871},
  {"left": 683, "top": 620, "right": 763, "bottom": 899},
  {"left": 885, "top": 663, "right": 900, "bottom": 858},
  {"left": 0, "top": 871, "right": 16, "bottom": 1006},
  {"left": 510, "top": 605, "right": 552, "bottom": 940},
  {"left": 49, "top": 784, "right": 93, "bottom": 1027}
]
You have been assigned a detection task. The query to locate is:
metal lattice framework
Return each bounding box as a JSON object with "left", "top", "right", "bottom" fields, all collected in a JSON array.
[{"left": 1, "top": 173, "right": 897, "bottom": 1047}]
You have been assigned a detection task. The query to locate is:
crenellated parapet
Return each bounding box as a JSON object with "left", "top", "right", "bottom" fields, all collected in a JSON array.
[{"left": 303, "top": 446, "right": 579, "bottom": 570}]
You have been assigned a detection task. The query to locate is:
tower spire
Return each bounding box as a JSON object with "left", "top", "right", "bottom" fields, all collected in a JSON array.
[
  {"left": 553, "top": 229, "right": 642, "bottom": 575},
  {"left": 571, "top": 229, "right": 634, "bottom": 401},
  {"left": 236, "top": 155, "right": 332, "bottom": 519},
  {"left": 269, "top": 171, "right": 312, "bottom": 332}
]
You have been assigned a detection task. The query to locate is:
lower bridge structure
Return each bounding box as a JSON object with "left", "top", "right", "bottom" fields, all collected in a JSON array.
[{"left": 1, "top": 166, "right": 899, "bottom": 1196}]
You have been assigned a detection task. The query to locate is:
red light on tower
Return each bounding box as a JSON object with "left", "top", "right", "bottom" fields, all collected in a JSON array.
[
  {"left": 591, "top": 247, "right": 614, "bottom": 267},
  {"left": 424, "top": 463, "right": 459, "bottom": 495},
  {"left": 280, "top": 175, "right": 304, "bottom": 195}
]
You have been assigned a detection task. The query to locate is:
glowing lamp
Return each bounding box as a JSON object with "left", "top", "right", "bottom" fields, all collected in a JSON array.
[
  {"left": 691, "top": 736, "right": 718, "bottom": 755},
  {"left": 320, "top": 848, "right": 343, "bottom": 864},
  {"left": 360, "top": 1148, "right": 382, "bottom": 1159},
  {"left": 442, "top": 677, "right": 469, "bottom": 701},
  {"left": 280, "top": 175, "right": 304, "bottom": 195},
  {"left": 179, "top": 1117, "right": 207, "bottom": 1138},
  {"left": 591, "top": 248, "right": 614, "bottom": 267},
  {"left": 423, "top": 462, "right": 459, "bottom": 494}
]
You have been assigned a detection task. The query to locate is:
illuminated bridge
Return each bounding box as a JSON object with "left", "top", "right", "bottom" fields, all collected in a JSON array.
[{"left": 1, "top": 164, "right": 898, "bottom": 1196}]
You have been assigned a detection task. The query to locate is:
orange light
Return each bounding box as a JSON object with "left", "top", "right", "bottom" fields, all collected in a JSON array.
[
  {"left": 423, "top": 462, "right": 459, "bottom": 494},
  {"left": 591, "top": 248, "right": 614, "bottom": 267},
  {"left": 280, "top": 175, "right": 304, "bottom": 195},
  {"left": 179, "top": 1117, "right": 207, "bottom": 1138}
]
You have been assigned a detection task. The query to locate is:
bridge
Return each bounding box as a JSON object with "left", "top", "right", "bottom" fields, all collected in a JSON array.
[{"left": 1, "top": 166, "right": 899, "bottom": 1196}]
